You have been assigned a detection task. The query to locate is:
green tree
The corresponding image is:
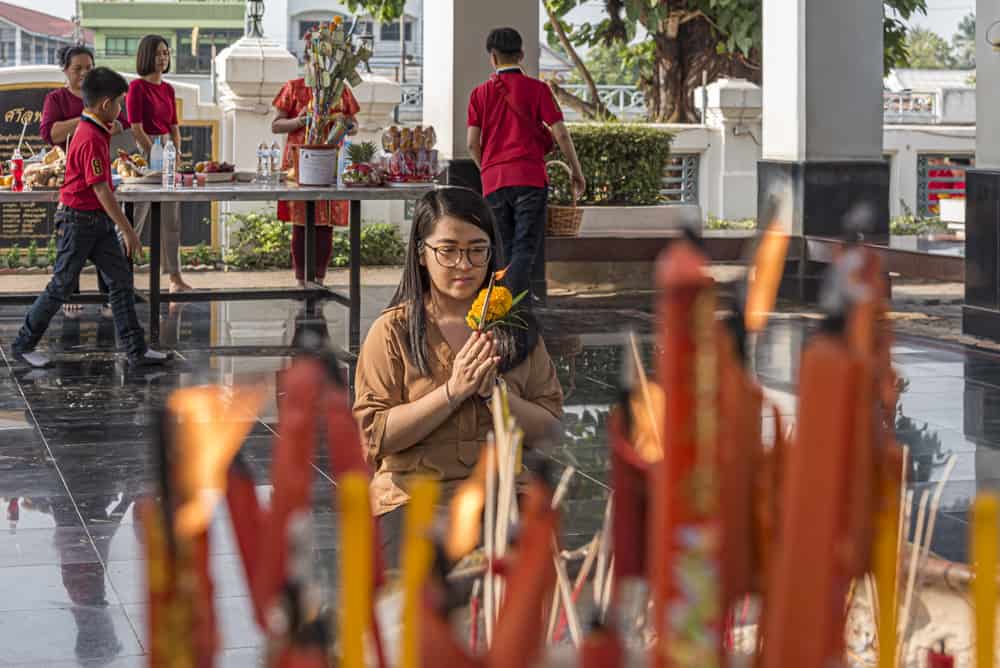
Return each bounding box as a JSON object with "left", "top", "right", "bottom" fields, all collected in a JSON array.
[
  {"left": 567, "top": 43, "right": 642, "bottom": 86},
  {"left": 342, "top": 0, "right": 929, "bottom": 123},
  {"left": 544, "top": 0, "right": 929, "bottom": 122},
  {"left": 952, "top": 12, "right": 975, "bottom": 69},
  {"left": 905, "top": 27, "right": 957, "bottom": 69}
]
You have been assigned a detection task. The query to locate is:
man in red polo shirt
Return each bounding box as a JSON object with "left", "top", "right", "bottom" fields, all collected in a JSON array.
[{"left": 467, "top": 27, "right": 585, "bottom": 302}]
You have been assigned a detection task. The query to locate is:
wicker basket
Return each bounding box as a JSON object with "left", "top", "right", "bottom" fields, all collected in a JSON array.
[{"left": 546, "top": 160, "right": 583, "bottom": 237}]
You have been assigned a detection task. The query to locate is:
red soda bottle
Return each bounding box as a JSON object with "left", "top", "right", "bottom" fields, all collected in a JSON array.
[{"left": 11, "top": 148, "right": 23, "bottom": 192}]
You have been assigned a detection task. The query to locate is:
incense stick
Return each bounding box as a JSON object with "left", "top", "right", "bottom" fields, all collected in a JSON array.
[
  {"left": 599, "top": 555, "right": 615, "bottom": 620},
  {"left": 897, "top": 488, "right": 930, "bottom": 663},
  {"left": 484, "top": 438, "right": 497, "bottom": 646},
  {"left": 593, "top": 495, "right": 613, "bottom": 608},
  {"left": 552, "top": 538, "right": 583, "bottom": 647},
  {"left": 629, "top": 331, "right": 662, "bottom": 455},
  {"left": 893, "top": 446, "right": 910, "bottom": 620},
  {"left": 16, "top": 118, "right": 28, "bottom": 154}
]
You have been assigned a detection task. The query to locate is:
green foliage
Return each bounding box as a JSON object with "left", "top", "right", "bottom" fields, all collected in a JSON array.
[
  {"left": 181, "top": 242, "right": 221, "bottom": 267},
  {"left": 567, "top": 43, "right": 642, "bottom": 86},
  {"left": 705, "top": 216, "right": 756, "bottom": 231},
  {"left": 359, "top": 223, "right": 405, "bottom": 265},
  {"left": 223, "top": 211, "right": 294, "bottom": 270},
  {"left": 222, "top": 211, "right": 405, "bottom": 270},
  {"left": 952, "top": 12, "right": 975, "bottom": 69},
  {"left": 548, "top": 123, "right": 673, "bottom": 205},
  {"left": 904, "top": 27, "right": 957, "bottom": 69},
  {"left": 890, "top": 201, "right": 947, "bottom": 235},
  {"left": 46, "top": 236, "right": 56, "bottom": 267},
  {"left": 347, "top": 141, "right": 378, "bottom": 164},
  {"left": 26, "top": 240, "right": 37, "bottom": 267},
  {"left": 340, "top": 0, "right": 404, "bottom": 23},
  {"left": 4, "top": 243, "right": 20, "bottom": 269}
]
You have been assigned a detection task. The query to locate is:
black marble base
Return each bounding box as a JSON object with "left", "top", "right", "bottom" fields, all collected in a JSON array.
[
  {"left": 758, "top": 159, "right": 890, "bottom": 301},
  {"left": 441, "top": 158, "right": 482, "bottom": 193},
  {"left": 963, "top": 306, "right": 1000, "bottom": 341}
]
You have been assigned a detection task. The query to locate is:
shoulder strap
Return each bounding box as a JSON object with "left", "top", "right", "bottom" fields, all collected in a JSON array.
[{"left": 491, "top": 74, "right": 552, "bottom": 139}]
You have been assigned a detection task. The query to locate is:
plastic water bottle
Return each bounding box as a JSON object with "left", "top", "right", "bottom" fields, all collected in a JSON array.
[
  {"left": 269, "top": 140, "right": 281, "bottom": 186},
  {"left": 149, "top": 136, "right": 163, "bottom": 172},
  {"left": 162, "top": 139, "right": 176, "bottom": 190},
  {"left": 337, "top": 138, "right": 350, "bottom": 189},
  {"left": 256, "top": 142, "right": 270, "bottom": 184}
]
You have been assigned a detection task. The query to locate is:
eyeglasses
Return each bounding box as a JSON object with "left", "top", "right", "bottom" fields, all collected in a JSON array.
[{"left": 422, "top": 242, "right": 492, "bottom": 268}]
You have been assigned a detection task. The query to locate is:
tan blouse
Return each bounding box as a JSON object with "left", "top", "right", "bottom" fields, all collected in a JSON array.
[{"left": 354, "top": 305, "right": 564, "bottom": 515}]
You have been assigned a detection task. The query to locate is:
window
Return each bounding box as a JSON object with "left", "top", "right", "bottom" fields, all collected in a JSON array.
[
  {"left": 379, "top": 21, "right": 412, "bottom": 42},
  {"left": 661, "top": 154, "right": 700, "bottom": 204},
  {"left": 48, "top": 47, "right": 54, "bottom": 64},
  {"left": 918, "top": 154, "right": 973, "bottom": 217},
  {"left": 176, "top": 29, "right": 242, "bottom": 73},
  {"left": 356, "top": 20, "right": 374, "bottom": 37},
  {"left": 106, "top": 37, "right": 139, "bottom": 56}
]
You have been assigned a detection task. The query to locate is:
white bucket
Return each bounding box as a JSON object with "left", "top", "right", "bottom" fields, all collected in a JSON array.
[{"left": 296, "top": 145, "right": 339, "bottom": 186}]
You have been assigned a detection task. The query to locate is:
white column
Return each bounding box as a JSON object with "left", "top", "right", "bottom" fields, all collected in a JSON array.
[
  {"left": 762, "top": 0, "right": 883, "bottom": 161},
  {"left": 422, "top": 0, "right": 538, "bottom": 159},
  {"left": 215, "top": 36, "right": 297, "bottom": 247},
  {"left": 977, "top": 0, "right": 1000, "bottom": 168},
  {"left": 696, "top": 78, "right": 762, "bottom": 220},
  {"left": 14, "top": 28, "right": 21, "bottom": 67}
]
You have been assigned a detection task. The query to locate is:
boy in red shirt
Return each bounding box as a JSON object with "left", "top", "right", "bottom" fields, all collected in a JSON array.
[
  {"left": 467, "top": 27, "right": 585, "bottom": 301},
  {"left": 12, "top": 67, "right": 171, "bottom": 368}
]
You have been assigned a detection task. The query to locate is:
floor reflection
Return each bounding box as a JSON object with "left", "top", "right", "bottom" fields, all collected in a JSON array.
[{"left": 0, "top": 294, "right": 996, "bottom": 663}]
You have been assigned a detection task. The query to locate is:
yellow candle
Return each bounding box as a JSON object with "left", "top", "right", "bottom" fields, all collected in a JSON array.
[
  {"left": 973, "top": 492, "right": 999, "bottom": 668},
  {"left": 339, "top": 473, "right": 372, "bottom": 668},
  {"left": 400, "top": 477, "right": 441, "bottom": 668},
  {"left": 873, "top": 476, "right": 900, "bottom": 668}
]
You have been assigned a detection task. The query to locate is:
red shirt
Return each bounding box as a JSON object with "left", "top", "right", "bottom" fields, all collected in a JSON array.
[
  {"left": 60, "top": 113, "right": 113, "bottom": 211},
  {"left": 126, "top": 78, "right": 178, "bottom": 137},
  {"left": 40, "top": 87, "right": 129, "bottom": 151},
  {"left": 467, "top": 68, "right": 563, "bottom": 196}
]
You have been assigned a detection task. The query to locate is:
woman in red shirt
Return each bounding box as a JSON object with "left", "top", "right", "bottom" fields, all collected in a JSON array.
[
  {"left": 271, "top": 28, "right": 360, "bottom": 287},
  {"left": 41, "top": 45, "right": 131, "bottom": 316},
  {"left": 127, "top": 34, "right": 190, "bottom": 293}
]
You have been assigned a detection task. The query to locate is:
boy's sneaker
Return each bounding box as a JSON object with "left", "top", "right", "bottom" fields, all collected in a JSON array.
[
  {"left": 12, "top": 350, "right": 52, "bottom": 369},
  {"left": 128, "top": 349, "right": 174, "bottom": 367}
]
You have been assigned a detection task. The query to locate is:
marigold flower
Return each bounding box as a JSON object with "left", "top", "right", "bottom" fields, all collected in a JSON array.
[{"left": 466, "top": 286, "right": 513, "bottom": 329}]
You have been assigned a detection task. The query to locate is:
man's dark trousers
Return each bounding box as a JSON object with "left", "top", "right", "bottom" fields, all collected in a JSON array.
[{"left": 486, "top": 185, "right": 547, "bottom": 302}]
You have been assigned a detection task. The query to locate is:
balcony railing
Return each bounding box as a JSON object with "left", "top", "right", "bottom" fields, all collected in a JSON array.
[
  {"left": 396, "top": 84, "right": 953, "bottom": 125},
  {"left": 884, "top": 91, "right": 937, "bottom": 124}
]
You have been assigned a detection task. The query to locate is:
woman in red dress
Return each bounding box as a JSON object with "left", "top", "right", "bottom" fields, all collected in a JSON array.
[{"left": 271, "top": 31, "right": 360, "bottom": 287}]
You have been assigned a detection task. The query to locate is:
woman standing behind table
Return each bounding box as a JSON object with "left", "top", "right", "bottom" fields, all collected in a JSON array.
[
  {"left": 41, "top": 45, "right": 131, "bottom": 317},
  {"left": 271, "top": 27, "right": 360, "bottom": 288},
  {"left": 127, "top": 34, "right": 191, "bottom": 293}
]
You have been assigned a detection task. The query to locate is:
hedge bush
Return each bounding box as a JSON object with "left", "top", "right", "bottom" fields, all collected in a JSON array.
[
  {"left": 547, "top": 123, "right": 673, "bottom": 206},
  {"left": 223, "top": 211, "right": 406, "bottom": 270}
]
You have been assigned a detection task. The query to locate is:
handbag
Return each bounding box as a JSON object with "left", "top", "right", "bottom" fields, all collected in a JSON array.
[{"left": 491, "top": 74, "right": 555, "bottom": 154}]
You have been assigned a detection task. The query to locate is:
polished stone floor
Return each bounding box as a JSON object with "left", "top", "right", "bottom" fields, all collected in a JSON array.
[{"left": 0, "top": 292, "right": 993, "bottom": 665}]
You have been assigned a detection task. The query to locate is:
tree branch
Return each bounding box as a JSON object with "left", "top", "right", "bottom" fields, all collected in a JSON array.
[
  {"left": 548, "top": 81, "right": 615, "bottom": 121},
  {"left": 542, "top": 0, "right": 613, "bottom": 120}
]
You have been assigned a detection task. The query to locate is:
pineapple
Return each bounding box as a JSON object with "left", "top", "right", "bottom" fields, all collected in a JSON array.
[
  {"left": 344, "top": 141, "right": 382, "bottom": 186},
  {"left": 347, "top": 141, "right": 377, "bottom": 166}
]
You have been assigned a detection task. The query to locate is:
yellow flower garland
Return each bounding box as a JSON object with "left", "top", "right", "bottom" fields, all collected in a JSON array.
[{"left": 466, "top": 286, "right": 514, "bottom": 329}]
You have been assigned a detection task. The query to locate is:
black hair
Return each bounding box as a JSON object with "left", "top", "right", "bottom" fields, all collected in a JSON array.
[
  {"left": 81, "top": 67, "right": 128, "bottom": 108},
  {"left": 486, "top": 27, "right": 523, "bottom": 58},
  {"left": 57, "top": 45, "right": 94, "bottom": 70},
  {"left": 136, "top": 34, "right": 170, "bottom": 76},
  {"left": 388, "top": 187, "right": 539, "bottom": 376}
]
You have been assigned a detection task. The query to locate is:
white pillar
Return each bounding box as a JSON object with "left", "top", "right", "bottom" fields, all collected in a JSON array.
[
  {"left": 422, "top": 0, "right": 538, "bottom": 161},
  {"left": 762, "top": 0, "right": 883, "bottom": 162},
  {"left": 696, "top": 78, "right": 762, "bottom": 221},
  {"left": 214, "top": 35, "right": 297, "bottom": 247},
  {"left": 977, "top": 0, "right": 1000, "bottom": 169},
  {"left": 14, "top": 28, "right": 21, "bottom": 67},
  {"left": 759, "top": 0, "right": 887, "bottom": 249}
]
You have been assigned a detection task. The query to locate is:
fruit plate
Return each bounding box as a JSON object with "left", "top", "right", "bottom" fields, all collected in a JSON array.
[
  {"left": 201, "top": 172, "right": 235, "bottom": 183},
  {"left": 122, "top": 172, "right": 162, "bottom": 184}
]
